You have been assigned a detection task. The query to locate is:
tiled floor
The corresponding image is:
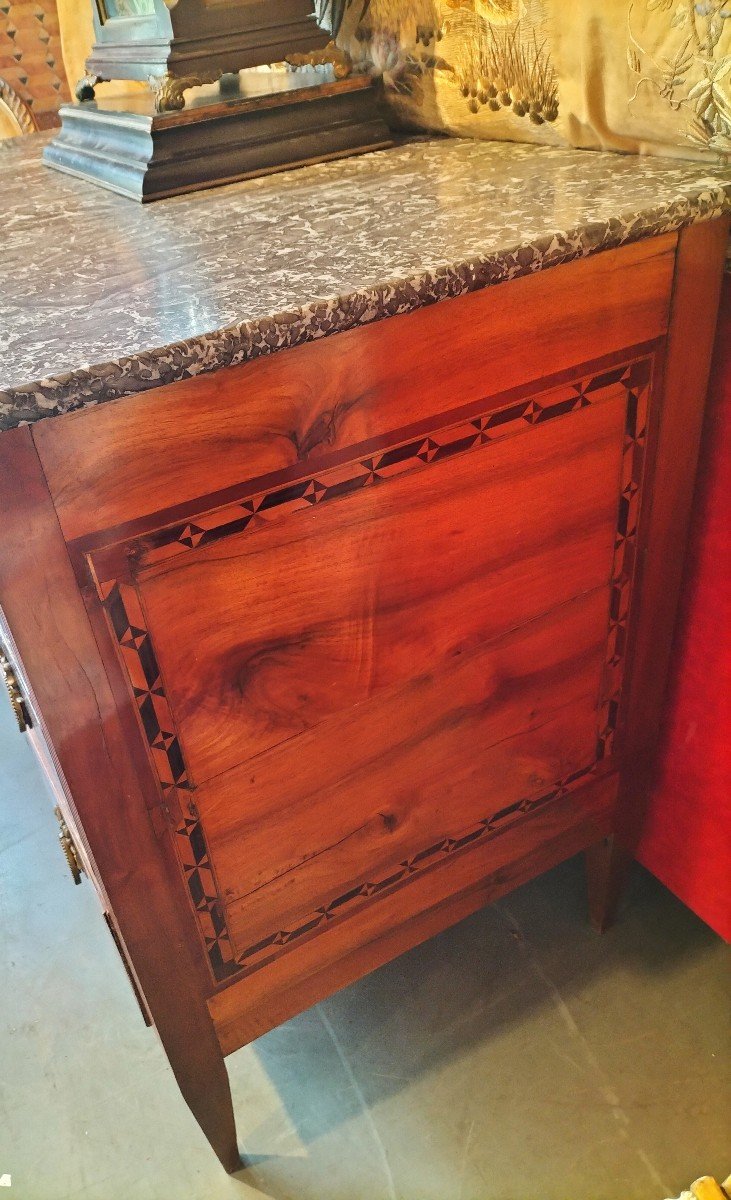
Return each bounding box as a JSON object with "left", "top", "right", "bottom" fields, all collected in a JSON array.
[{"left": 1, "top": 695, "right": 728, "bottom": 1200}]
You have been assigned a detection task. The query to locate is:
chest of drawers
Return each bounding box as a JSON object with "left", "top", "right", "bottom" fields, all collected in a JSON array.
[{"left": 1, "top": 133, "right": 728, "bottom": 1169}]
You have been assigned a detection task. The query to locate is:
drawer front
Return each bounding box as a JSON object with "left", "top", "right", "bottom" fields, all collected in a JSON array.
[
  {"left": 82, "top": 354, "right": 652, "bottom": 984},
  {"left": 0, "top": 613, "right": 152, "bottom": 1025},
  {"left": 0, "top": 613, "right": 102, "bottom": 893}
]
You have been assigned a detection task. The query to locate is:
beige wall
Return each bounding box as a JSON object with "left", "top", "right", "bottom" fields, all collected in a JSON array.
[
  {"left": 57, "top": 0, "right": 145, "bottom": 99},
  {"left": 56, "top": 0, "right": 95, "bottom": 90}
]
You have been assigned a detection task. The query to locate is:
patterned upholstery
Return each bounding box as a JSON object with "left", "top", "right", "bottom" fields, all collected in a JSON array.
[{"left": 0, "top": 0, "right": 70, "bottom": 137}]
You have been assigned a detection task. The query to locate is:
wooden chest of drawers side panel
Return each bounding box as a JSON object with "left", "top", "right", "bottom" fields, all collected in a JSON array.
[
  {"left": 1, "top": 220, "right": 726, "bottom": 1170},
  {"left": 32, "top": 233, "right": 677, "bottom": 544},
  {"left": 82, "top": 351, "right": 648, "bottom": 988}
]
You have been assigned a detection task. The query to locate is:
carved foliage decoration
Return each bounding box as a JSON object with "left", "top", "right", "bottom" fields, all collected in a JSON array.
[
  {"left": 335, "top": 0, "right": 558, "bottom": 129},
  {"left": 627, "top": 0, "right": 731, "bottom": 155},
  {"left": 338, "top": 0, "right": 729, "bottom": 161}
]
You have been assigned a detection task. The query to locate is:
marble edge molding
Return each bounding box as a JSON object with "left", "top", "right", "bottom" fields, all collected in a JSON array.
[{"left": 1, "top": 185, "right": 729, "bottom": 432}]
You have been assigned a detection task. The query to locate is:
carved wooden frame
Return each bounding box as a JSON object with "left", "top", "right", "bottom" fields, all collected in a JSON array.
[{"left": 0, "top": 78, "right": 38, "bottom": 136}]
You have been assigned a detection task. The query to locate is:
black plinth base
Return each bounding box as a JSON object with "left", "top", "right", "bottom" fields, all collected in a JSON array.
[{"left": 43, "top": 69, "right": 392, "bottom": 203}]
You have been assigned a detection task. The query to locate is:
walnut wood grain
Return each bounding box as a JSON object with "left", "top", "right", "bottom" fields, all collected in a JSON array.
[
  {"left": 137, "top": 393, "right": 625, "bottom": 782},
  {"left": 210, "top": 589, "right": 608, "bottom": 960},
  {"left": 616, "top": 217, "right": 731, "bottom": 772},
  {"left": 201, "top": 586, "right": 609, "bottom": 889},
  {"left": 71, "top": 346, "right": 646, "bottom": 993},
  {"left": 593, "top": 216, "right": 731, "bottom": 927},
  {"left": 209, "top": 773, "right": 617, "bottom": 1054},
  {"left": 33, "top": 233, "right": 677, "bottom": 543}
]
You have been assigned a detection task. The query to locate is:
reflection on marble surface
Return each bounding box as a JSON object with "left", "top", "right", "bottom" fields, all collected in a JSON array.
[{"left": 1, "top": 133, "right": 729, "bottom": 430}]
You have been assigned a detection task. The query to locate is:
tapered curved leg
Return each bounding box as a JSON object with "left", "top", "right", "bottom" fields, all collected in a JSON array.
[{"left": 164, "top": 1039, "right": 242, "bottom": 1174}]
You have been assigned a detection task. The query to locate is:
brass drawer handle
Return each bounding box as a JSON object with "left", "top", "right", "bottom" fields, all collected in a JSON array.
[
  {"left": 0, "top": 645, "right": 31, "bottom": 733},
  {"left": 55, "top": 806, "right": 84, "bottom": 886}
]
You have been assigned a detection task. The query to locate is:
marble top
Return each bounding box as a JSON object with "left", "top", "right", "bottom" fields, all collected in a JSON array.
[{"left": 1, "top": 132, "right": 729, "bottom": 431}]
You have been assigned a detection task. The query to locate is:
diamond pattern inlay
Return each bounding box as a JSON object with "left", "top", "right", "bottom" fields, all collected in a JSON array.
[{"left": 92, "top": 357, "right": 652, "bottom": 983}]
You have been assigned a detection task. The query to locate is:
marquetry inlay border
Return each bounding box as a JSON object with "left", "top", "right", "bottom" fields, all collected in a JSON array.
[{"left": 91, "top": 356, "right": 652, "bottom": 984}]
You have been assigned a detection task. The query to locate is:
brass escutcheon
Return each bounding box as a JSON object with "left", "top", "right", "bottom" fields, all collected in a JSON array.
[{"left": 55, "top": 807, "right": 83, "bottom": 886}]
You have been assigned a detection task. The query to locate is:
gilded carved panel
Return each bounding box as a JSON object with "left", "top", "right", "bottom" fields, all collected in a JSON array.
[{"left": 336, "top": 0, "right": 729, "bottom": 161}]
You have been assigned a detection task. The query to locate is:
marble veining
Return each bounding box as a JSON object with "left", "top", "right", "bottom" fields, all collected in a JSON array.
[{"left": 1, "top": 133, "right": 729, "bottom": 431}]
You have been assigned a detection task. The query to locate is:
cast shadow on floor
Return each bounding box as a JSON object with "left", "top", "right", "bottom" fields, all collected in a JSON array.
[{"left": 232, "top": 853, "right": 721, "bottom": 1168}]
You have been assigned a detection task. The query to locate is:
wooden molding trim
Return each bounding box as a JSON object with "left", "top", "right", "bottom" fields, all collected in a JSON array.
[
  {"left": 613, "top": 214, "right": 731, "bottom": 851},
  {"left": 0, "top": 78, "right": 38, "bottom": 135}
]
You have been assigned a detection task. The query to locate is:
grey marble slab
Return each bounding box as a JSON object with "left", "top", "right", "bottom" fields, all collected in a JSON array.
[{"left": 1, "top": 132, "right": 729, "bottom": 431}]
